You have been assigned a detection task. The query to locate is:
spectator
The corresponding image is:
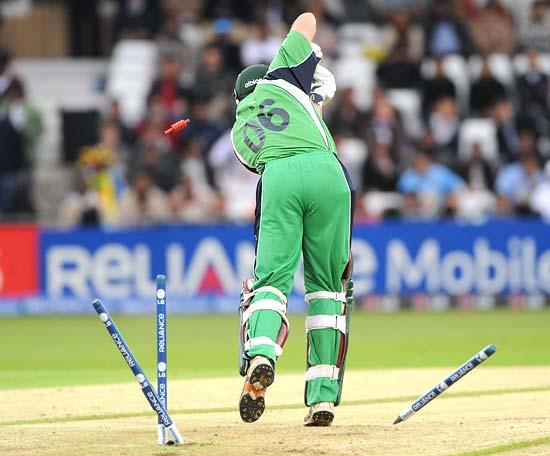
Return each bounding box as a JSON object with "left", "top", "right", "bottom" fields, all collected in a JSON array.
[
  {"left": 376, "top": 44, "right": 421, "bottom": 89},
  {"left": 456, "top": 143, "right": 495, "bottom": 191},
  {"left": 427, "top": 97, "right": 460, "bottom": 162},
  {"left": 342, "top": 0, "right": 378, "bottom": 22},
  {"left": 114, "top": 0, "right": 163, "bottom": 40},
  {"left": 328, "top": 88, "right": 368, "bottom": 138},
  {"left": 58, "top": 175, "right": 102, "bottom": 227},
  {"left": 517, "top": 49, "right": 549, "bottom": 118},
  {"left": 381, "top": 10, "right": 424, "bottom": 62},
  {"left": 0, "top": 49, "right": 13, "bottom": 100},
  {"left": 470, "top": 59, "right": 507, "bottom": 115},
  {"left": 170, "top": 175, "right": 224, "bottom": 222},
  {"left": 148, "top": 55, "right": 192, "bottom": 121},
  {"left": 241, "top": 20, "right": 281, "bottom": 67},
  {"left": 361, "top": 142, "right": 399, "bottom": 192},
  {"left": 454, "top": 143, "right": 496, "bottom": 219},
  {"left": 129, "top": 119, "right": 172, "bottom": 173},
  {"left": 2, "top": 79, "right": 42, "bottom": 164},
  {"left": 181, "top": 100, "right": 224, "bottom": 160},
  {"left": 495, "top": 153, "right": 543, "bottom": 214},
  {"left": 207, "top": 18, "right": 242, "bottom": 74},
  {"left": 370, "top": 0, "right": 426, "bottom": 12},
  {"left": 422, "top": 57, "right": 456, "bottom": 117},
  {"left": 424, "top": 0, "right": 475, "bottom": 57},
  {"left": 157, "top": 14, "right": 187, "bottom": 59},
  {"left": 180, "top": 137, "right": 218, "bottom": 195},
  {"left": 201, "top": 0, "right": 256, "bottom": 23},
  {"left": 376, "top": 11, "right": 422, "bottom": 90},
  {"left": 208, "top": 130, "right": 257, "bottom": 220},
  {"left": 156, "top": 14, "right": 197, "bottom": 83},
  {"left": 492, "top": 99, "right": 521, "bottom": 162},
  {"left": 75, "top": 119, "right": 131, "bottom": 225},
  {"left": 118, "top": 169, "right": 170, "bottom": 226},
  {"left": 336, "top": 137, "right": 369, "bottom": 192},
  {"left": 364, "top": 90, "right": 405, "bottom": 162},
  {"left": 398, "top": 151, "right": 464, "bottom": 217},
  {"left": 470, "top": 0, "right": 517, "bottom": 55},
  {"left": 169, "top": 136, "right": 225, "bottom": 219},
  {"left": 133, "top": 143, "right": 179, "bottom": 192},
  {"left": 77, "top": 143, "right": 126, "bottom": 225},
  {"left": 456, "top": 0, "right": 481, "bottom": 20},
  {"left": 517, "top": 129, "right": 541, "bottom": 159},
  {"left": 107, "top": 99, "right": 135, "bottom": 148},
  {"left": 520, "top": 0, "right": 550, "bottom": 53},
  {"left": 0, "top": 79, "right": 43, "bottom": 214},
  {"left": 0, "top": 99, "right": 25, "bottom": 214},
  {"left": 530, "top": 161, "right": 550, "bottom": 220},
  {"left": 94, "top": 120, "right": 130, "bottom": 172},
  {"left": 192, "top": 44, "right": 235, "bottom": 120},
  {"left": 398, "top": 151, "right": 464, "bottom": 195}
]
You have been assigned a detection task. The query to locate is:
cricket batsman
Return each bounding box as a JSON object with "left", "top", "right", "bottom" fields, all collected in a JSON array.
[{"left": 232, "top": 12, "right": 354, "bottom": 426}]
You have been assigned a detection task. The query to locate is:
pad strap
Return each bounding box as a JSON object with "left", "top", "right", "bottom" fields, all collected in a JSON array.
[
  {"left": 305, "top": 315, "right": 346, "bottom": 333},
  {"left": 305, "top": 291, "right": 346, "bottom": 303},
  {"left": 243, "top": 285, "right": 288, "bottom": 306},
  {"left": 242, "top": 299, "right": 289, "bottom": 327},
  {"left": 305, "top": 364, "right": 340, "bottom": 381},
  {"left": 245, "top": 336, "right": 283, "bottom": 356}
]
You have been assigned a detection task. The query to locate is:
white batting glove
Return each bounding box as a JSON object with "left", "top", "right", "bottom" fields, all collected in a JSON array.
[
  {"left": 310, "top": 63, "right": 336, "bottom": 106},
  {"left": 311, "top": 42, "right": 323, "bottom": 60}
]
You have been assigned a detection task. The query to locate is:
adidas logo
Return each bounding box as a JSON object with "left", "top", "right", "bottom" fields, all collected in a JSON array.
[{"left": 244, "top": 78, "right": 262, "bottom": 88}]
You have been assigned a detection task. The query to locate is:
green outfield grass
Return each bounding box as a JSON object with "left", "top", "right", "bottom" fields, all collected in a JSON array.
[{"left": 1, "top": 309, "right": 549, "bottom": 390}]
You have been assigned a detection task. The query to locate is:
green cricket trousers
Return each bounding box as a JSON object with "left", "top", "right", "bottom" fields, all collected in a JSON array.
[{"left": 243, "top": 150, "right": 354, "bottom": 406}]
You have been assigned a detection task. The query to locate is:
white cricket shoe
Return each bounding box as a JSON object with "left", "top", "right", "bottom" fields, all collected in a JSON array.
[
  {"left": 304, "top": 402, "right": 335, "bottom": 426},
  {"left": 239, "top": 356, "right": 275, "bottom": 423}
]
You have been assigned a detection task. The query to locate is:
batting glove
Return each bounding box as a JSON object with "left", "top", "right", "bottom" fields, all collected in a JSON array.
[
  {"left": 311, "top": 42, "right": 323, "bottom": 60},
  {"left": 310, "top": 63, "right": 336, "bottom": 106}
]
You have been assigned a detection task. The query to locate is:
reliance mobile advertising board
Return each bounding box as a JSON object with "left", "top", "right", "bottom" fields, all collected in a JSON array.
[
  {"left": 1, "top": 220, "right": 550, "bottom": 314},
  {"left": 38, "top": 220, "right": 550, "bottom": 314}
]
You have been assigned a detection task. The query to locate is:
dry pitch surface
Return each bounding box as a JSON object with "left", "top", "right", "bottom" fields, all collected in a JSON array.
[{"left": 1, "top": 367, "right": 550, "bottom": 456}]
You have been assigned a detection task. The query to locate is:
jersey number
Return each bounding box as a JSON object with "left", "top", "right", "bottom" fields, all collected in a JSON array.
[{"left": 243, "top": 99, "right": 290, "bottom": 153}]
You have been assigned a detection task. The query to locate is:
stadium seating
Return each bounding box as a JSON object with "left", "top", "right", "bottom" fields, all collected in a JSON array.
[
  {"left": 458, "top": 118, "right": 498, "bottom": 163},
  {"left": 106, "top": 40, "right": 158, "bottom": 126}
]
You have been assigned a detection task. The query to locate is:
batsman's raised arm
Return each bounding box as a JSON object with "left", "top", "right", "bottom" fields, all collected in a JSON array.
[
  {"left": 265, "top": 12, "right": 321, "bottom": 96},
  {"left": 281, "top": 12, "right": 336, "bottom": 115},
  {"left": 291, "top": 12, "right": 317, "bottom": 42}
]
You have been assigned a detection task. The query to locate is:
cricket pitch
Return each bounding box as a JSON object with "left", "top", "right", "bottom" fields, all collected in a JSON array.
[{"left": 2, "top": 367, "right": 550, "bottom": 456}]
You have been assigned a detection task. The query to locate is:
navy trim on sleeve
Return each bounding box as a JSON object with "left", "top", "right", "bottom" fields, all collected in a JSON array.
[{"left": 266, "top": 53, "right": 320, "bottom": 95}]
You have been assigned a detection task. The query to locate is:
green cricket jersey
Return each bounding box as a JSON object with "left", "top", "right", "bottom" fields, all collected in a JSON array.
[{"left": 231, "top": 30, "right": 337, "bottom": 174}]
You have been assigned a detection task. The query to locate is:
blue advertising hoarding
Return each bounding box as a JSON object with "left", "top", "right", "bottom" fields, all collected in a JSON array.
[{"left": 25, "top": 219, "right": 550, "bottom": 314}]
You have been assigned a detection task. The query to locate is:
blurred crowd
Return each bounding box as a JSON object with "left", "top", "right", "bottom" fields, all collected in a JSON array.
[
  {"left": 0, "top": 49, "right": 43, "bottom": 218},
  {"left": 2, "top": 0, "right": 550, "bottom": 226}
]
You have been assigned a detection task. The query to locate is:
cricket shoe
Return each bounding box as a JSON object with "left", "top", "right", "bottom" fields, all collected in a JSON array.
[
  {"left": 239, "top": 356, "right": 275, "bottom": 423},
  {"left": 304, "top": 402, "right": 335, "bottom": 426}
]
